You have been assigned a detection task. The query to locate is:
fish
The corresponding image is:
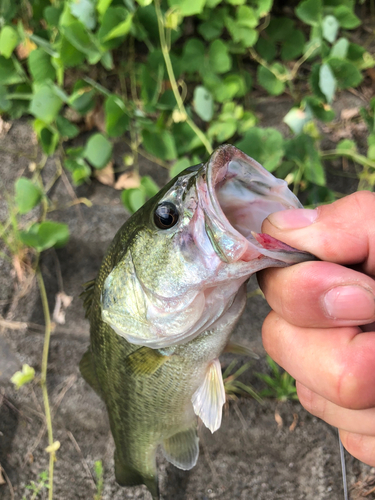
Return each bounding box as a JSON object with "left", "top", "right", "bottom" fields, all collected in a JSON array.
[{"left": 80, "top": 144, "right": 313, "bottom": 499}]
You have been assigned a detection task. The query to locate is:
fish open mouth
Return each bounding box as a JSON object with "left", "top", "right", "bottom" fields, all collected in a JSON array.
[{"left": 202, "top": 145, "right": 310, "bottom": 264}]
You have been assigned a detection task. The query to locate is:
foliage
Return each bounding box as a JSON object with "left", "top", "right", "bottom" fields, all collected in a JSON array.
[
  {"left": 22, "top": 470, "right": 49, "bottom": 500},
  {"left": 94, "top": 460, "right": 104, "bottom": 500},
  {"left": 0, "top": 0, "right": 373, "bottom": 221},
  {"left": 255, "top": 355, "right": 298, "bottom": 402},
  {"left": 11, "top": 363, "right": 35, "bottom": 389},
  {"left": 223, "top": 359, "right": 262, "bottom": 403}
]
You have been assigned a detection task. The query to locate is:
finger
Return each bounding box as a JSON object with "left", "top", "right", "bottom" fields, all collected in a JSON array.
[
  {"left": 262, "top": 311, "right": 375, "bottom": 409},
  {"left": 261, "top": 191, "right": 375, "bottom": 275},
  {"left": 258, "top": 261, "right": 375, "bottom": 328},
  {"left": 297, "top": 382, "right": 375, "bottom": 436},
  {"left": 340, "top": 430, "right": 375, "bottom": 467}
]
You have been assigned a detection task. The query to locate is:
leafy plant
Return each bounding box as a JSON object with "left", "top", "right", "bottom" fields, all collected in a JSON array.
[
  {"left": 94, "top": 460, "right": 104, "bottom": 500},
  {"left": 0, "top": 0, "right": 373, "bottom": 217},
  {"left": 223, "top": 359, "right": 262, "bottom": 403},
  {"left": 22, "top": 470, "right": 49, "bottom": 500},
  {"left": 255, "top": 355, "right": 298, "bottom": 402}
]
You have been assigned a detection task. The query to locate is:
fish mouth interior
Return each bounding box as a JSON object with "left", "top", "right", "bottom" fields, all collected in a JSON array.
[{"left": 208, "top": 146, "right": 295, "bottom": 242}]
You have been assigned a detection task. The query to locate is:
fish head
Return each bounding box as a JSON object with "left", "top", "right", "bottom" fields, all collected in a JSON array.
[{"left": 101, "top": 145, "right": 313, "bottom": 348}]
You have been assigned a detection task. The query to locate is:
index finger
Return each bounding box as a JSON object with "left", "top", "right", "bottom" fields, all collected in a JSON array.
[{"left": 261, "top": 191, "right": 375, "bottom": 276}]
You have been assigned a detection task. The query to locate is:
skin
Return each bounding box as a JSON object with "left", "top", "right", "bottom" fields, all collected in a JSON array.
[{"left": 258, "top": 191, "right": 375, "bottom": 467}]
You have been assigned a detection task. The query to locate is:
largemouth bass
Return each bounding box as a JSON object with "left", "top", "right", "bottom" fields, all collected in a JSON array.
[{"left": 80, "top": 144, "right": 313, "bottom": 499}]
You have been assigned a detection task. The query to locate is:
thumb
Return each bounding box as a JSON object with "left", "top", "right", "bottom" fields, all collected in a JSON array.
[{"left": 261, "top": 191, "right": 375, "bottom": 274}]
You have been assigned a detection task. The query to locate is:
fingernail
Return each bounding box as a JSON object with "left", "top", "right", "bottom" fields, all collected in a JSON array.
[
  {"left": 267, "top": 209, "right": 318, "bottom": 230},
  {"left": 323, "top": 286, "right": 375, "bottom": 321}
]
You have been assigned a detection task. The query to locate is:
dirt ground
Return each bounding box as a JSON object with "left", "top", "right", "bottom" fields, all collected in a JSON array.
[{"left": 1, "top": 95, "right": 375, "bottom": 500}]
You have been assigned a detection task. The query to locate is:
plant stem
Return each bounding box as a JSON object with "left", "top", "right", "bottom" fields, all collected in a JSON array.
[
  {"left": 36, "top": 267, "right": 55, "bottom": 500},
  {"left": 321, "top": 150, "right": 375, "bottom": 169},
  {"left": 154, "top": 0, "right": 213, "bottom": 155}
]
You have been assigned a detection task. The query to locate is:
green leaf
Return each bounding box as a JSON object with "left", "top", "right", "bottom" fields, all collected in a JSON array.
[
  {"left": 236, "top": 5, "right": 258, "bottom": 28},
  {"left": 236, "top": 127, "right": 284, "bottom": 172},
  {"left": 33, "top": 119, "right": 60, "bottom": 155},
  {"left": 0, "top": 55, "right": 24, "bottom": 85},
  {"left": 84, "top": 133, "right": 113, "bottom": 169},
  {"left": 167, "top": 0, "right": 206, "bottom": 16},
  {"left": 303, "top": 96, "right": 335, "bottom": 122},
  {"left": 208, "top": 119, "right": 237, "bottom": 142},
  {"left": 197, "top": 10, "right": 225, "bottom": 41},
  {"left": 97, "top": 0, "right": 113, "bottom": 16},
  {"left": 11, "top": 364, "right": 35, "bottom": 389},
  {"left": 15, "top": 178, "right": 42, "bottom": 214},
  {"left": 256, "top": 0, "right": 273, "bottom": 17},
  {"left": 319, "top": 63, "right": 336, "bottom": 103},
  {"left": 181, "top": 39, "right": 205, "bottom": 73},
  {"left": 257, "top": 64, "right": 285, "bottom": 96},
  {"left": 330, "top": 37, "right": 349, "bottom": 58},
  {"left": 20, "top": 221, "right": 70, "bottom": 252},
  {"left": 169, "top": 157, "right": 191, "bottom": 178},
  {"left": 140, "top": 176, "right": 159, "bottom": 198},
  {"left": 295, "top": 0, "right": 322, "bottom": 26},
  {"left": 56, "top": 115, "right": 79, "bottom": 138},
  {"left": 172, "top": 122, "right": 203, "bottom": 155},
  {"left": 226, "top": 17, "right": 258, "bottom": 47},
  {"left": 193, "top": 86, "right": 213, "bottom": 122},
  {"left": 334, "top": 5, "right": 360, "bottom": 29},
  {"left": 44, "top": 5, "right": 63, "bottom": 27},
  {"left": 266, "top": 17, "right": 294, "bottom": 42},
  {"left": 59, "top": 36, "right": 85, "bottom": 67},
  {"left": 283, "top": 107, "right": 312, "bottom": 134},
  {"left": 322, "top": 15, "right": 339, "bottom": 44},
  {"left": 0, "top": 84, "right": 10, "bottom": 111},
  {"left": 328, "top": 58, "right": 363, "bottom": 89},
  {"left": 281, "top": 29, "right": 305, "bottom": 61},
  {"left": 285, "top": 134, "right": 325, "bottom": 186},
  {"left": 69, "top": 81, "right": 96, "bottom": 114},
  {"left": 121, "top": 188, "right": 146, "bottom": 214},
  {"left": 64, "top": 157, "right": 91, "bottom": 185},
  {"left": 336, "top": 139, "right": 357, "bottom": 154},
  {"left": 28, "top": 49, "right": 56, "bottom": 83},
  {"left": 98, "top": 8, "right": 133, "bottom": 44},
  {"left": 142, "top": 129, "right": 177, "bottom": 161},
  {"left": 29, "top": 85, "right": 63, "bottom": 124},
  {"left": 208, "top": 40, "right": 232, "bottom": 74},
  {"left": 62, "top": 21, "right": 100, "bottom": 62},
  {"left": 105, "top": 94, "right": 129, "bottom": 137},
  {"left": 0, "top": 25, "right": 19, "bottom": 58},
  {"left": 70, "top": 0, "right": 96, "bottom": 30},
  {"left": 255, "top": 38, "right": 276, "bottom": 63}
]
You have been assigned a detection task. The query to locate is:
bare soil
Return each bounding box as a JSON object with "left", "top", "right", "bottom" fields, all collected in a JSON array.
[{"left": 0, "top": 95, "right": 374, "bottom": 500}]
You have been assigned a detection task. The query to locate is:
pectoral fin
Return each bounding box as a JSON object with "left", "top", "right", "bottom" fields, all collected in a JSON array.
[
  {"left": 126, "top": 346, "right": 170, "bottom": 376},
  {"left": 191, "top": 358, "right": 225, "bottom": 433},
  {"left": 162, "top": 425, "right": 199, "bottom": 470}
]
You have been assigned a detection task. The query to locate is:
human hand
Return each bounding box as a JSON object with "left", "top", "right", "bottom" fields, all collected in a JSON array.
[{"left": 258, "top": 191, "right": 375, "bottom": 466}]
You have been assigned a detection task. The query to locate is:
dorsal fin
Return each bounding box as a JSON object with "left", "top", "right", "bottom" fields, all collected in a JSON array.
[{"left": 80, "top": 279, "right": 96, "bottom": 318}]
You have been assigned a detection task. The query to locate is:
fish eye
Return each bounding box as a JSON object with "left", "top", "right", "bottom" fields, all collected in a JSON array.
[{"left": 154, "top": 202, "right": 179, "bottom": 230}]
